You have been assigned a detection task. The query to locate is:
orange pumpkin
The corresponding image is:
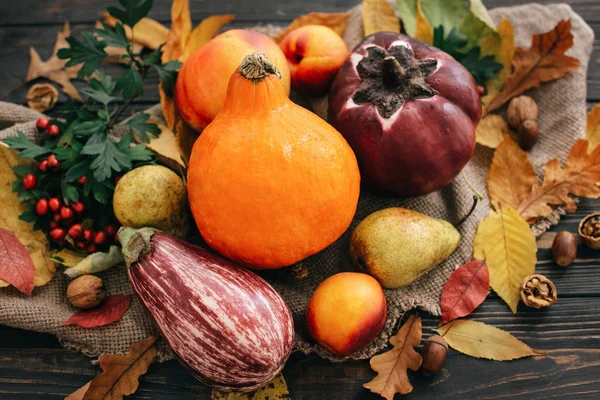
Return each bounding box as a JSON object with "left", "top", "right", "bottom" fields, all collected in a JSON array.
[{"left": 187, "top": 53, "right": 360, "bottom": 269}]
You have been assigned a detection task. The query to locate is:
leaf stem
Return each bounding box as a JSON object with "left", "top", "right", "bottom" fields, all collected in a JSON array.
[
  {"left": 462, "top": 170, "right": 484, "bottom": 200},
  {"left": 107, "top": 65, "right": 148, "bottom": 128}
]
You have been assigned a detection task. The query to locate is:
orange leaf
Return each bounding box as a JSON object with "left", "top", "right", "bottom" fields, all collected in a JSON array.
[
  {"left": 364, "top": 315, "right": 423, "bottom": 399},
  {"left": 161, "top": 0, "right": 192, "bottom": 63},
  {"left": 586, "top": 104, "right": 600, "bottom": 152},
  {"left": 271, "top": 12, "right": 351, "bottom": 44},
  {"left": 0, "top": 228, "right": 36, "bottom": 296},
  {"left": 183, "top": 14, "right": 235, "bottom": 60},
  {"left": 488, "top": 135, "right": 538, "bottom": 210},
  {"left": 65, "top": 381, "right": 91, "bottom": 400},
  {"left": 486, "top": 19, "right": 580, "bottom": 113},
  {"left": 517, "top": 140, "right": 600, "bottom": 222},
  {"left": 63, "top": 295, "right": 131, "bottom": 328},
  {"left": 83, "top": 336, "right": 158, "bottom": 400},
  {"left": 101, "top": 13, "right": 169, "bottom": 50}
]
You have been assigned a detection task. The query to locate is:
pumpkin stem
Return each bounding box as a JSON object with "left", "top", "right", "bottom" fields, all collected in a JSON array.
[
  {"left": 382, "top": 56, "right": 406, "bottom": 86},
  {"left": 239, "top": 53, "right": 282, "bottom": 81}
]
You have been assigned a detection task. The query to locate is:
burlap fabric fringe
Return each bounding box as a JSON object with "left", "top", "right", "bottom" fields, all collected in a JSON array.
[{"left": 0, "top": 3, "right": 594, "bottom": 362}]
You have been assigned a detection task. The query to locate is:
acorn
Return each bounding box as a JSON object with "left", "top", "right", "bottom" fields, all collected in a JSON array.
[
  {"left": 552, "top": 231, "right": 577, "bottom": 267},
  {"left": 421, "top": 335, "right": 448, "bottom": 376},
  {"left": 515, "top": 120, "right": 539, "bottom": 151}
]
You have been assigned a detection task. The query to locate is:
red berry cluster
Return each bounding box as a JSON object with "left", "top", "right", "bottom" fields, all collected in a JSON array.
[{"left": 30, "top": 117, "right": 121, "bottom": 254}]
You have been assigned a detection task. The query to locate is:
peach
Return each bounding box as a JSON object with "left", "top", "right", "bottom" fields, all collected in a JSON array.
[
  {"left": 175, "top": 29, "right": 291, "bottom": 132},
  {"left": 307, "top": 272, "right": 386, "bottom": 357},
  {"left": 280, "top": 25, "right": 348, "bottom": 95}
]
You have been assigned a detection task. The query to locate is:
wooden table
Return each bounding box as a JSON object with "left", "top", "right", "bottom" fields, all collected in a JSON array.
[{"left": 1, "top": 0, "right": 599, "bottom": 398}]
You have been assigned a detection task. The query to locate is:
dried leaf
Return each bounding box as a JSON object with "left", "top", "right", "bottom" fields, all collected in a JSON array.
[
  {"left": 101, "top": 12, "right": 169, "bottom": 50},
  {"left": 470, "top": 0, "right": 495, "bottom": 29},
  {"left": 66, "top": 381, "right": 91, "bottom": 400},
  {"left": 435, "top": 320, "right": 545, "bottom": 360},
  {"left": 25, "top": 22, "right": 82, "bottom": 101},
  {"left": 364, "top": 315, "right": 422, "bottom": 399},
  {"left": 161, "top": 0, "right": 192, "bottom": 63},
  {"left": 25, "top": 83, "right": 58, "bottom": 112},
  {"left": 159, "top": 84, "right": 177, "bottom": 130},
  {"left": 0, "top": 147, "right": 56, "bottom": 288},
  {"left": 475, "top": 114, "right": 510, "bottom": 149},
  {"left": 272, "top": 12, "right": 351, "bottom": 44},
  {"left": 63, "top": 245, "right": 124, "bottom": 279},
  {"left": 413, "top": 0, "right": 433, "bottom": 44},
  {"left": 482, "top": 18, "right": 515, "bottom": 108},
  {"left": 0, "top": 228, "right": 36, "bottom": 296},
  {"left": 83, "top": 336, "right": 158, "bottom": 400},
  {"left": 440, "top": 260, "right": 489, "bottom": 326},
  {"left": 50, "top": 248, "right": 86, "bottom": 268},
  {"left": 473, "top": 207, "right": 537, "bottom": 313},
  {"left": 183, "top": 14, "right": 235, "bottom": 60},
  {"left": 486, "top": 19, "right": 580, "bottom": 113},
  {"left": 176, "top": 118, "right": 201, "bottom": 163},
  {"left": 362, "top": 0, "right": 401, "bottom": 37},
  {"left": 143, "top": 121, "right": 186, "bottom": 169},
  {"left": 211, "top": 374, "right": 290, "bottom": 400},
  {"left": 488, "top": 135, "right": 538, "bottom": 210},
  {"left": 63, "top": 294, "right": 131, "bottom": 328},
  {"left": 586, "top": 104, "right": 600, "bottom": 152},
  {"left": 517, "top": 140, "right": 600, "bottom": 222}
]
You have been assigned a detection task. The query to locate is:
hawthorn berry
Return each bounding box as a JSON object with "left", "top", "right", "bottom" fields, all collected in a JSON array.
[
  {"left": 35, "top": 199, "right": 48, "bottom": 216},
  {"left": 52, "top": 213, "right": 61, "bottom": 223},
  {"left": 68, "top": 223, "right": 82, "bottom": 238},
  {"left": 48, "top": 198, "right": 61, "bottom": 212},
  {"left": 94, "top": 231, "right": 107, "bottom": 245},
  {"left": 49, "top": 221, "right": 58, "bottom": 230},
  {"left": 71, "top": 201, "right": 84, "bottom": 213},
  {"left": 49, "top": 228, "right": 66, "bottom": 241},
  {"left": 87, "top": 243, "right": 97, "bottom": 253},
  {"left": 77, "top": 175, "right": 87, "bottom": 185},
  {"left": 47, "top": 155, "right": 60, "bottom": 171},
  {"left": 105, "top": 224, "right": 116, "bottom": 237},
  {"left": 76, "top": 241, "right": 86, "bottom": 250},
  {"left": 82, "top": 229, "right": 93, "bottom": 242},
  {"left": 23, "top": 174, "right": 36, "bottom": 190},
  {"left": 47, "top": 125, "right": 60, "bottom": 136},
  {"left": 39, "top": 159, "right": 48, "bottom": 172},
  {"left": 36, "top": 117, "right": 50, "bottom": 130},
  {"left": 60, "top": 206, "right": 73, "bottom": 220}
]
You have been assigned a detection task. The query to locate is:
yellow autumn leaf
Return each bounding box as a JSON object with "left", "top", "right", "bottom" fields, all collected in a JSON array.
[
  {"left": 413, "top": 0, "right": 433, "bottom": 44},
  {"left": 271, "top": 12, "right": 351, "bottom": 44},
  {"left": 183, "top": 15, "right": 236, "bottom": 60},
  {"left": 50, "top": 248, "right": 86, "bottom": 268},
  {"left": 102, "top": 13, "right": 169, "bottom": 50},
  {"left": 473, "top": 207, "right": 537, "bottom": 313},
  {"left": 362, "top": 0, "right": 401, "bottom": 37},
  {"left": 475, "top": 114, "right": 510, "bottom": 149},
  {"left": 162, "top": 0, "right": 193, "bottom": 63},
  {"left": 144, "top": 122, "right": 186, "bottom": 170},
  {"left": 435, "top": 320, "right": 544, "bottom": 360},
  {"left": 586, "top": 104, "right": 600, "bottom": 152},
  {"left": 211, "top": 374, "right": 290, "bottom": 400},
  {"left": 482, "top": 18, "right": 515, "bottom": 107},
  {"left": 0, "top": 146, "right": 55, "bottom": 288}
]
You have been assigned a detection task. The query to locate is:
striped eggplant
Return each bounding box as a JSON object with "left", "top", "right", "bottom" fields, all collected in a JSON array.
[{"left": 118, "top": 227, "right": 294, "bottom": 392}]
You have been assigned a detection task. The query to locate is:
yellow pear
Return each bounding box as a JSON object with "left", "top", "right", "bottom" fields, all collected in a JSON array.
[{"left": 350, "top": 208, "right": 460, "bottom": 289}]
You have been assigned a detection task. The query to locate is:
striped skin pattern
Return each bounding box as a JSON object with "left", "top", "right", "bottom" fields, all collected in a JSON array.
[{"left": 128, "top": 232, "right": 294, "bottom": 392}]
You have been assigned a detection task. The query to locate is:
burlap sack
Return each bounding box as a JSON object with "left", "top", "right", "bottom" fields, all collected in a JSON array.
[{"left": 0, "top": 3, "right": 594, "bottom": 363}]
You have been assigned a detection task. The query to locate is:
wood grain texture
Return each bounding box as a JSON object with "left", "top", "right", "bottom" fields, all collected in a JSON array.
[{"left": 0, "top": 0, "right": 599, "bottom": 399}]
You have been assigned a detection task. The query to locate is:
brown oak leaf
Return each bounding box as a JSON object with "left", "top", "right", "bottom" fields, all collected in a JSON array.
[
  {"left": 488, "top": 135, "right": 538, "bottom": 210},
  {"left": 0, "top": 228, "right": 36, "bottom": 296},
  {"left": 364, "top": 315, "right": 422, "bottom": 399},
  {"left": 82, "top": 336, "right": 158, "bottom": 400},
  {"left": 486, "top": 19, "right": 579, "bottom": 113},
  {"left": 26, "top": 22, "right": 82, "bottom": 101},
  {"left": 63, "top": 294, "right": 131, "bottom": 328},
  {"left": 271, "top": 12, "right": 351, "bottom": 44},
  {"left": 517, "top": 139, "right": 600, "bottom": 222},
  {"left": 586, "top": 104, "right": 600, "bottom": 152}
]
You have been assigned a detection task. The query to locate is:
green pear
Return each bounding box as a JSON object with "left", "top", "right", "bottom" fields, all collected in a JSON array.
[{"left": 350, "top": 208, "right": 460, "bottom": 289}]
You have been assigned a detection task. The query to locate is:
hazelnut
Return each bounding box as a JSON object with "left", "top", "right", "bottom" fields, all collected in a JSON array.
[
  {"left": 421, "top": 334, "right": 447, "bottom": 376},
  {"left": 514, "top": 120, "right": 539, "bottom": 151},
  {"left": 66, "top": 275, "right": 106, "bottom": 309},
  {"left": 552, "top": 231, "right": 577, "bottom": 267},
  {"left": 506, "top": 96, "right": 538, "bottom": 129}
]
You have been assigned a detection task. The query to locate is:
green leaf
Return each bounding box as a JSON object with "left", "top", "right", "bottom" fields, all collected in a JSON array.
[
  {"left": 126, "top": 113, "right": 160, "bottom": 143},
  {"left": 3, "top": 131, "right": 51, "bottom": 160},
  {"left": 19, "top": 210, "right": 37, "bottom": 223},
  {"left": 117, "top": 134, "right": 154, "bottom": 161},
  {"left": 107, "top": 0, "right": 153, "bottom": 28},
  {"left": 18, "top": 191, "right": 36, "bottom": 202},
  {"left": 58, "top": 32, "right": 108, "bottom": 79},
  {"left": 89, "top": 70, "right": 117, "bottom": 94},
  {"left": 61, "top": 180, "right": 80, "bottom": 203},
  {"left": 459, "top": 47, "right": 502, "bottom": 87},
  {"left": 81, "top": 87, "right": 117, "bottom": 106},
  {"left": 71, "top": 120, "right": 108, "bottom": 138},
  {"left": 433, "top": 26, "right": 468, "bottom": 59},
  {"left": 55, "top": 140, "right": 84, "bottom": 170},
  {"left": 116, "top": 67, "right": 144, "bottom": 99},
  {"left": 84, "top": 175, "right": 113, "bottom": 204},
  {"left": 94, "top": 22, "right": 129, "bottom": 48},
  {"left": 82, "top": 136, "right": 132, "bottom": 181},
  {"left": 154, "top": 60, "right": 181, "bottom": 97},
  {"left": 12, "top": 165, "right": 34, "bottom": 177},
  {"left": 396, "top": 0, "right": 418, "bottom": 36},
  {"left": 143, "top": 48, "right": 162, "bottom": 66},
  {"left": 65, "top": 160, "right": 91, "bottom": 183},
  {"left": 421, "top": 0, "right": 469, "bottom": 34}
]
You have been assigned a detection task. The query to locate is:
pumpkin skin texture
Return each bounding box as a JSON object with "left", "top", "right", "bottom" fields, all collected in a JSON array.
[
  {"left": 175, "top": 29, "right": 290, "bottom": 132},
  {"left": 187, "top": 54, "right": 361, "bottom": 269},
  {"left": 328, "top": 32, "right": 482, "bottom": 198}
]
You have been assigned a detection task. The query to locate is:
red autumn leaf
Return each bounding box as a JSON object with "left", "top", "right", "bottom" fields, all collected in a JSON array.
[
  {"left": 0, "top": 228, "right": 36, "bottom": 296},
  {"left": 63, "top": 294, "right": 131, "bottom": 328},
  {"left": 439, "top": 260, "right": 489, "bottom": 326}
]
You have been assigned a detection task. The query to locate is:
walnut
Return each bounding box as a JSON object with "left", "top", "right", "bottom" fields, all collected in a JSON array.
[
  {"left": 520, "top": 274, "right": 557, "bottom": 309},
  {"left": 506, "top": 96, "right": 538, "bottom": 129},
  {"left": 67, "top": 275, "right": 106, "bottom": 309}
]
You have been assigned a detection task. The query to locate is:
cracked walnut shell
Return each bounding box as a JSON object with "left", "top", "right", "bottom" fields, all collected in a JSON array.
[{"left": 520, "top": 274, "right": 557, "bottom": 309}]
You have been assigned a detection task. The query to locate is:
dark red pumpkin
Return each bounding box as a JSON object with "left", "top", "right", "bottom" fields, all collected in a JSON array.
[{"left": 328, "top": 32, "right": 482, "bottom": 197}]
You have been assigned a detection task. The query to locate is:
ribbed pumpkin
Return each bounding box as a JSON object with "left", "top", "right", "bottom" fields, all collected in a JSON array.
[{"left": 187, "top": 53, "right": 360, "bottom": 269}]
